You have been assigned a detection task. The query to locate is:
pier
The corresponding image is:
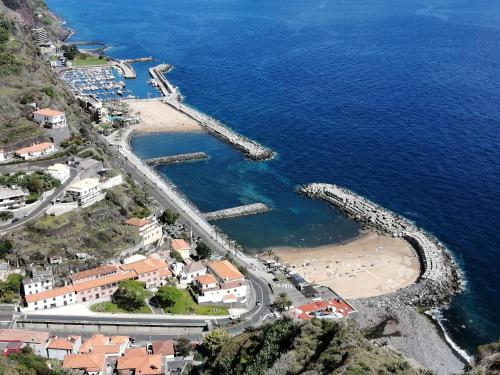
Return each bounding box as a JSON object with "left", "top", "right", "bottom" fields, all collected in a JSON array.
[
  {"left": 124, "top": 57, "right": 154, "bottom": 63},
  {"left": 299, "top": 183, "right": 462, "bottom": 308},
  {"left": 146, "top": 152, "right": 208, "bottom": 166},
  {"left": 204, "top": 203, "right": 271, "bottom": 221},
  {"left": 148, "top": 64, "right": 180, "bottom": 99},
  {"left": 113, "top": 60, "right": 136, "bottom": 79}
]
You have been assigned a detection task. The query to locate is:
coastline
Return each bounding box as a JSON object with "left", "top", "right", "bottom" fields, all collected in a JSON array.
[
  {"left": 46, "top": 4, "right": 471, "bottom": 370},
  {"left": 272, "top": 231, "right": 420, "bottom": 299}
]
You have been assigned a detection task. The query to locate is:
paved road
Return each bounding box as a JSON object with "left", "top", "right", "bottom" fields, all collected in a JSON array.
[{"left": 0, "top": 167, "right": 80, "bottom": 233}]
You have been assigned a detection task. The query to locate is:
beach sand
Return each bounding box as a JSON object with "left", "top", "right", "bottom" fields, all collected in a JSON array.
[
  {"left": 272, "top": 232, "right": 420, "bottom": 299},
  {"left": 126, "top": 99, "right": 203, "bottom": 133}
]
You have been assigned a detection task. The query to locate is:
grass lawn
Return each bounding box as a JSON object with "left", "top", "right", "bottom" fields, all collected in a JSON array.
[
  {"left": 164, "top": 289, "right": 228, "bottom": 316},
  {"left": 0, "top": 118, "right": 44, "bottom": 147},
  {"left": 34, "top": 213, "right": 72, "bottom": 230},
  {"left": 72, "top": 54, "right": 110, "bottom": 67},
  {"left": 90, "top": 301, "right": 151, "bottom": 314}
]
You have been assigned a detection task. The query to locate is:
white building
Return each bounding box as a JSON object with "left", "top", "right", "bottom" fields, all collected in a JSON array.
[
  {"left": 23, "top": 268, "right": 54, "bottom": 296},
  {"left": 47, "top": 163, "right": 71, "bottom": 183},
  {"left": 0, "top": 149, "right": 5, "bottom": 162},
  {"left": 125, "top": 217, "right": 163, "bottom": 246},
  {"left": 0, "top": 187, "right": 29, "bottom": 210},
  {"left": 24, "top": 285, "right": 75, "bottom": 311},
  {"left": 179, "top": 261, "right": 207, "bottom": 285},
  {"left": 67, "top": 177, "right": 103, "bottom": 207},
  {"left": 193, "top": 274, "right": 247, "bottom": 304},
  {"left": 14, "top": 142, "right": 55, "bottom": 160},
  {"left": 45, "top": 336, "right": 82, "bottom": 360},
  {"left": 33, "top": 108, "right": 67, "bottom": 128},
  {"left": 67, "top": 175, "right": 123, "bottom": 208}
]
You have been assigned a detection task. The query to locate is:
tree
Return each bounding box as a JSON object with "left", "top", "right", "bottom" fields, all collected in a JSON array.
[
  {"left": 274, "top": 292, "right": 292, "bottom": 312},
  {"left": 111, "top": 280, "right": 148, "bottom": 311},
  {"left": 0, "top": 211, "right": 13, "bottom": 222},
  {"left": 155, "top": 285, "right": 182, "bottom": 308},
  {"left": 263, "top": 248, "right": 274, "bottom": 259},
  {"left": 202, "top": 328, "right": 230, "bottom": 357},
  {"left": 195, "top": 242, "right": 211, "bottom": 260},
  {"left": 160, "top": 208, "right": 179, "bottom": 225},
  {"left": 0, "top": 273, "right": 22, "bottom": 303},
  {"left": 0, "top": 239, "right": 13, "bottom": 258},
  {"left": 171, "top": 250, "right": 183, "bottom": 263},
  {"left": 176, "top": 337, "right": 191, "bottom": 357}
]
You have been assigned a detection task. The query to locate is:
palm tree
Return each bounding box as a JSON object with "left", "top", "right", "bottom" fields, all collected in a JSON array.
[{"left": 263, "top": 248, "right": 274, "bottom": 259}]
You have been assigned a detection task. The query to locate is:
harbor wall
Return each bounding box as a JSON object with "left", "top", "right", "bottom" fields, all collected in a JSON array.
[
  {"left": 299, "top": 183, "right": 463, "bottom": 308},
  {"left": 147, "top": 152, "right": 208, "bottom": 166},
  {"left": 204, "top": 203, "right": 270, "bottom": 221}
]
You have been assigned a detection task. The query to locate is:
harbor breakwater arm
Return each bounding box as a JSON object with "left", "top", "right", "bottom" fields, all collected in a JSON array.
[
  {"left": 148, "top": 64, "right": 275, "bottom": 161},
  {"left": 146, "top": 152, "right": 208, "bottom": 166},
  {"left": 204, "top": 203, "right": 270, "bottom": 221},
  {"left": 299, "top": 183, "right": 463, "bottom": 308}
]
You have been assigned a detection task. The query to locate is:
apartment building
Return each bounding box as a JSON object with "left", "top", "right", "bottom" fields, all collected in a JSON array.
[
  {"left": 178, "top": 261, "right": 207, "bottom": 285},
  {"left": 120, "top": 256, "right": 172, "bottom": 289},
  {"left": 0, "top": 187, "right": 28, "bottom": 210},
  {"left": 66, "top": 177, "right": 103, "bottom": 207}
]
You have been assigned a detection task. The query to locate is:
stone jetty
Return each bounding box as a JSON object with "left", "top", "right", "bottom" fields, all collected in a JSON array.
[
  {"left": 299, "top": 183, "right": 463, "bottom": 308},
  {"left": 146, "top": 152, "right": 208, "bottom": 166},
  {"left": 204, "top": 203, "right": 270, "bottom": 221},
  {"left": 148, "top": 63, "right": 275, "bottom": 161}
]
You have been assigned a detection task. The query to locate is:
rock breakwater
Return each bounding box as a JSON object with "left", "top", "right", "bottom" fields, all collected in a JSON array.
[
  {"left": 146, "top": 152, "right": 208, "bottom": 166},
  {"left": 204, "top": 203, "right": 270, "bottom": 221},
  {"left": 299, "top": 183, "right": 463, "bottom": 308}
]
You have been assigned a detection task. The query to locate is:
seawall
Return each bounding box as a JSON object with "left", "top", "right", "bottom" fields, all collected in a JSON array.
[
  {"left": 146, "top": 152, "right": 208, "bottom": 166},
  {"left": 204, "top": 203, "right": 270, "bottom": 221},
  {"left": 299, "top": 183, "right": 463, "bottom": 308}
]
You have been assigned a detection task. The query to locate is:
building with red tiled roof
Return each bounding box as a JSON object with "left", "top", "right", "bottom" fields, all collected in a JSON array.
[
  {"left": 120, "top": 256, "right": 171, "bottom": 289},
  {"left": 70, "top": 264, "right": 120, "bottom": 284},
  {"left": 14, "top": 142, "right": 55, "bottom": 160},
  {"left": 33, "top": 108, "right": 66, "bottom": 128},
  {"left": 125, "top": 217, "right": 163, "bottom": 246},
  {"left": 0, "top": 329, "right": 49, "bottom": 357},
  {"left": 63, "top": 353, "right": 106, "bottom": 375},
  {"left": 46, "top": 336, "right": 81, "bottom": 361},
  {"left": 288, "top": 298, "right": 355, "bottom": 320},
  {"left": 117, "top": 347, "right": 162, "bottom": 375},
  {"left": 151, "top": 340, "right": 174, "bottom": 358},
  {"left": 207, "top": 260, "right": 244, "bottom": 282},
  {"left": 171, "top": 239, "right": 191, "bottom": 260}
]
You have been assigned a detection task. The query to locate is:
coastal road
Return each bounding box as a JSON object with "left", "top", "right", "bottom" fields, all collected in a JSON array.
[{"left": 89, "top": 132, "right": 274, "bottom": 328}]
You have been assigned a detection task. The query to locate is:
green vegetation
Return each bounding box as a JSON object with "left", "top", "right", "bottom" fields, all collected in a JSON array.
[
  {"left": 0, "top": 273, "right": 22, "bottom": 303},
  {"left": 171, "top": 250, "right": 184, "bottom": 263},
  {"left": 177, "top": 337, "right": 191, "bottom": 357},
  {"left": 0, "top": 171, "right": 60, "bottom": 196},
  {"left": 273, "top": 292, "right": 292, "bottom": 312},
  {"left": 90, "top": 300, "right": 151, "bottom": 314},
  {"left": 200, "top": 318, "right": 427, "bottom": 375},
  {"left": 195, "top": 241, "right": 211, "bottom": 260},
  {"left": 0, "top": 211, "right": 13, "bottom": 222},
  {"left": 0, "top": 347, "right": 66, "bottom": 375},
  {"left": 72, "top": 54, "right": 109, "bottom": 67},
  {"left": 155, "top": 286, "right": 228, "bottom": 316},
  {"left": 111, "top": 279, "right": 150, "bottom": 312},
  {"left": 11, "top": 199, "right": 141, "bottom": 263},
  {"left": 0, "top": 17, "right": 21, "bottom": 76},
  {"left": 161, "top": 208, "right": 179, "bottom": 225},
  {"left": 0, "top": 118, "right": 44, "bottom": 147}
]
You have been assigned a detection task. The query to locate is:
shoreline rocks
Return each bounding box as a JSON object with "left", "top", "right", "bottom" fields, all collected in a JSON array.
[{"left": 299, "top": 183, "right": 463, "bottom": 309}]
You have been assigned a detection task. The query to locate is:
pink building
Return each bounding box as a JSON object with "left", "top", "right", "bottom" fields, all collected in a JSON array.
[{"left": 120, "top": 256, "right": 172, "bottom": 289}]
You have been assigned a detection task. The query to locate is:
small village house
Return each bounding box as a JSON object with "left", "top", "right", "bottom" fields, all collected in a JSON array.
[
  {"left": 66, "top": 177, "right": 103, "bottom": 207},
  {"left": 47, "top": 163, "right": 71, "bottom": 183},
  {"left": 33, "top": 108, "right": 67, "bottom": 128},
  {"left": 125, "top": 217, "right": 163, "bottom": 247},
  {"left": 22, "top": 268, "right": 54, "bottom": 296},
  {"left": 0, "top": 329, "right": 49, "bottom": 357},
  {"left": 178, "top": 261, "right": 206, "bottom": 285},
  {"left": 14, "top": 142, "right": 55, "bottom": 160},
  {"left": 46, "top": 336, "right": 81, "bottom": 360},
  {"left": 63, "top": 353, "right": 106, "bottom": 375},
  {"left": 117, "top": 347, "right": 162, "bottom": 375},
  {"left": 171, "top": 239, "right": 191, "bottom": 260}
]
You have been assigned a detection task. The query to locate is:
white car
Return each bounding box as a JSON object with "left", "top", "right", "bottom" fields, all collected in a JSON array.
[
  {"left": 229, "top": 314, "right": 241, "bottom": 320},
  {"left": 273, "top": 311, "right": 281, "bottom": 318}
]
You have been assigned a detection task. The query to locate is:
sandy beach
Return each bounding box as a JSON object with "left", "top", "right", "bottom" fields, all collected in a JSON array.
[
  {"left": 272, "top": 232, "right": 420, "bottom": 299},
  {"left": 126, "top": 99, "right": 203, "bottom": 133}
]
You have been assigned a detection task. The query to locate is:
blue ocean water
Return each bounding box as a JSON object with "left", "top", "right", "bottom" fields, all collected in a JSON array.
[{"left": 47, "top": 0, "right": 500, "bottom": 353}]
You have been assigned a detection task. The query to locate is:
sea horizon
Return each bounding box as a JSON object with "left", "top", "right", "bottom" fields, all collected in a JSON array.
[{"left": 46, "top": 0, "right": 500, "bottom": 355}]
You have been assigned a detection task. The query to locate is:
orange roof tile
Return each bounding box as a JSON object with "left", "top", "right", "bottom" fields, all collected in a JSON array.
[
  {"left": 34, "top": 108, "right": 64, "bottom": 117},
  {"left": 25, "top": 285, "right": 74, "bottom": 303},
  {"left": 47, "top": 338, "right": 74, "bottom": 351},
  {"left": 72, "top": 271, "right": 136, "bottom": 292},
  {"left": 0, "top": 329, "right": 49, "bottom": 344},
  {"left": 90, "top": 344, "right": 120, "bottom": 355},
  {"left": 171, "top": 239, "right": 190, "bottom": 251},
  {"left": 207, "top": 260, "right": 243, "bottom": 282},
  {"left": 118, "top": 348, "right": 162, "bottom": 375},
  {"left": 151, "top": 340, "right": 174, "bottom": 356},
  {"left": 125, "top": 217, "right": 151, "bottom": 227},
  {"left": 70, "top": 264, "right": 119, "bottom": 282},
  {"left": 63, "top": 353, "right": 105, "bottom": 372},
  {"left": 15, "top": 142, "right": 54, "bottom": 155},
  {"left": 159, "top": 268, "right": 172, "bottom": 277},
  {"left": 79, "top": 334, "right": 109, "bottom": 354},
  {"left": 120, "top": 257, "right": 168, "bottom": 275},
  {"left": 194, "top": 274, "right": 217, "bottom": 285},
  {"left": 109, "top": 336, "right": 129, "bottom": 345}
]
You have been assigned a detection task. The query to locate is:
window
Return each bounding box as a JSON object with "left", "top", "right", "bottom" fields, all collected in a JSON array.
[{"left": 34, "top": 302, "right": 37, "bottom": 305}]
